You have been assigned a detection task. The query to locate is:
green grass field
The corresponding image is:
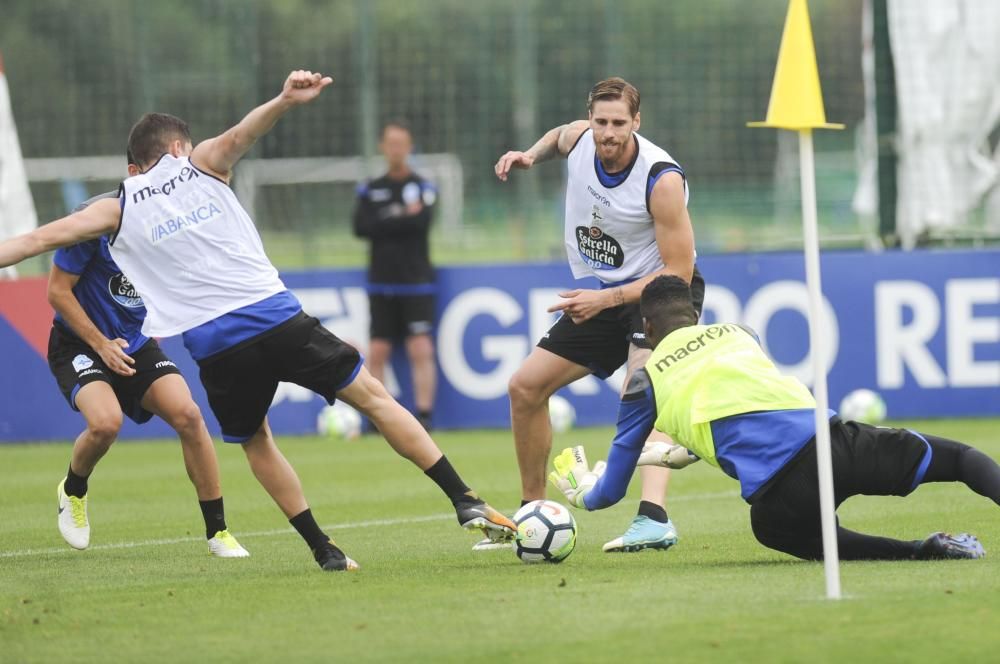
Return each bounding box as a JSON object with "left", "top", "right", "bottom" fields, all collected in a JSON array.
[{"left": 2, "top": 419, "right": 998, "bottom": 662}]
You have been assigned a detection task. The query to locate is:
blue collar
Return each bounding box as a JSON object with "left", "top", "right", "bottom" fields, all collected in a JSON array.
[{"left": 593, "top": 136, "right": 640, "bottom": 188}]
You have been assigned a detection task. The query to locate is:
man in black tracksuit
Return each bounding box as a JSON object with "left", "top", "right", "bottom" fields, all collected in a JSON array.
[{"left": 353, "top": 121, "right": 438, "bottom": 430}]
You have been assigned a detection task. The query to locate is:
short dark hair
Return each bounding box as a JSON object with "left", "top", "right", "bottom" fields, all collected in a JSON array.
[
  {"left": 381, "top": 119, "right": 411, "bottom": 137},
  {"left": 588, "top": 77, "right": 640, "bottom": 116},
  {"left": 126, "top": 113, "right": 191, "bottom": 168},
  {"left": 640, "top": 275, "right": 698, "bottom": 332}
]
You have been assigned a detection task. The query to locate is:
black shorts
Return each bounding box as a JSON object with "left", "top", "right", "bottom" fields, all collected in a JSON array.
[
  {"left": 537, "top": 266, "right": 706, "bottom": 378},
  {"left": 369, "top": 293, "right": 435, "bottom": 340},
  {"left": 47, "top": 323, "right": 181, "bottom": 424},
  {"left": 198, "top": 312, "right": 362, "bottom": 442},
  {"left": 749, "top": 418, "right": 931, "bottom": 539}
]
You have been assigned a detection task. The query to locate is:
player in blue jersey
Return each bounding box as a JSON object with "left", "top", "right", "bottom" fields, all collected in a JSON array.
[
  {"left": 47, "top": 189, "right": 248, "bottom": 557},
  {"left": 550, "top": 276, "right": 999, "bottom": 560},
  {"left": 0, "top": 70, "right": 515, "bottom": 571}
]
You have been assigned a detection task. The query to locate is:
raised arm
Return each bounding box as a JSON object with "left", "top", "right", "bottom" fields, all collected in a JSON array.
[
  {"left": 191, "top": 70, "right": 334, "bottom": 182},
  {"left": 0, "top": 198, "right": 121, "bottom": 269},
  {"left": 494, "top": 120, "right": 589, "bottom": 181},
  {"left": 47, "top": 264, "right": 135, "bottom": 376}
]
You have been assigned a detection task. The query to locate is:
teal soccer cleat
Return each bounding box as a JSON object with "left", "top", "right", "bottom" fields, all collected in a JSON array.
[{"left": 603, "top": 515, "right": 678, "bottom": 553}]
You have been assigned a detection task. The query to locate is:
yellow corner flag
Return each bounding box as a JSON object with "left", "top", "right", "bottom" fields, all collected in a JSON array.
[{"left": 748, "top": 0, "right": 843, "bottom": 131}]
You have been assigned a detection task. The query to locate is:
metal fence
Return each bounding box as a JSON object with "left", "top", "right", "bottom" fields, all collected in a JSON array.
[{"left": 3, "top": 0, "right": 894, "bottom": 270}]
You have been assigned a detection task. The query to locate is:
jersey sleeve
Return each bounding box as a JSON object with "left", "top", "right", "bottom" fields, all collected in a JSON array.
[
  {"left": 53, "top": 240, "right": 97, "bottom": 275},
  {"left": 583, "top": 369, "right": 657, "bottom": 511},
  {"left": 645, "top": 161, "right": 687, "bottom": 213}
]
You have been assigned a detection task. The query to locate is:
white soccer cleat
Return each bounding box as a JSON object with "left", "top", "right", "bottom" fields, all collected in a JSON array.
[
  {"left": 207, "top": 530, "right": 250, "bottom": 558},
  {"left": 471, "top": 536, "right": 515, "bottom": 551},
  {"left": 57, "top": 478, "right": 90, "bottom": 550}
]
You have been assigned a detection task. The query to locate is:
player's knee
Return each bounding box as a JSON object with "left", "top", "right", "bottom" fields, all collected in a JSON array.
[
  {"left": 406, "top": 336, "right": 434, "bottom": 362},
  {"left": 367, "top": 341, "right": 391, "bottom": 366},
  {"left": 508, "top": 370, "right": 547, "bottom": 409},
  {"left": 167, "top": 400, "right": 205, "bottom": 435},
  {"left": 87, "top": 412, "right": 123, "bottom": 444}
]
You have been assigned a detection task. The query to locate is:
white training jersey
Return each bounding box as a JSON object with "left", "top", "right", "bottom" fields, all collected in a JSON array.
[
  {"left": 564, "top": 129, "right": 690, "bottom": 284},
  {"left": 111, "top": 154, "right": 286, "bottom": 337}
]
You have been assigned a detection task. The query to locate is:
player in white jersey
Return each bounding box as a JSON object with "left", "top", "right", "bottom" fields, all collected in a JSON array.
[
  {"left": 495, "top": 77, "right": 704, "bottom": 553},
  {"left": 0, "top": 70, "right": 515, "bottom": 571}
]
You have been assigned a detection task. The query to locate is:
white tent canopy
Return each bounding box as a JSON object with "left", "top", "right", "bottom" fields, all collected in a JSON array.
[{"left": 0, "top": 51, "right": 39, "bottom": 277}]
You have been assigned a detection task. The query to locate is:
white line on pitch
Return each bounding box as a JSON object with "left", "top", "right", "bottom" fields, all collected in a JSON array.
[{"left": 0, "top": 490, "right": 737, "bottom": 559}]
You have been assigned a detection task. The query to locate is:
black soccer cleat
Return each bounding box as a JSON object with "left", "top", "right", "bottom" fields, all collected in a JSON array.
[
  {"left": 914, "top": 532, "right": 985, "bottom": 560},
  {"left": 455, "top": 498, "right": 517, "bottom": 542},
  {"left": 312, "top": 539, "right": 360, "bottom": 571}
]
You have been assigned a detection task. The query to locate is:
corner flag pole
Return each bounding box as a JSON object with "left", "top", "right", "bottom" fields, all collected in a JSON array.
[{"left": 748, "top": 0, "right": 844, "bottom": 600}]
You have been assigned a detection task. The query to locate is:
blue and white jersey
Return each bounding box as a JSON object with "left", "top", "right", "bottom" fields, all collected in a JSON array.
[
  {"left": 113, "top": 154, "right": 288, "bottom": 337},
  {"left": 52, "top": 192, "right": 150, "bottom": 354},
  {"left": 564, "top": 130, "right": 691, "bottom": 284}
]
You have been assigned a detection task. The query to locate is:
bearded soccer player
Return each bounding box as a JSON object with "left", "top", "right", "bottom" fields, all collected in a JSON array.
[
  {"left": 550, "top": 276, "right": 997, "bottom": 561},
  {"left": 494, "top": 77, "right": 703, "bottom": 552},
  {"left": 0, "top": 70, "right": 515, "bottom": 571}
]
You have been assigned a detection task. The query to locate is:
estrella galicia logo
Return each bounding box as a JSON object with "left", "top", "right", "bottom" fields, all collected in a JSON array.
[
  {"left": 575, "top": 225, "right": 624, "bottom": 270},
  {"left": 108, "top": 273, "right": 144, "bottom": 308},
  {"left": 72, "top": 354, "right": 94, "bottom": 373}
]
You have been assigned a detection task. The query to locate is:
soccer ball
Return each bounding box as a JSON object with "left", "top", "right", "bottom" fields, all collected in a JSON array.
[
  {"left": 838, "top": 388, "right": 887, "bottom": 424},
  {"left": 316, "top": 402, "right": 363, "bottom": 440},
  {"left": 513, "top": 499, "right": 577, "bottom": 564},
  {"left": 548, "top": 395, "right": 576, "bottom": 434}
]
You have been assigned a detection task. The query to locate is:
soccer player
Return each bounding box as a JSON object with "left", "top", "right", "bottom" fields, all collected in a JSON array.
[
  {"left": 494, "top": 77, "right": 703, "bottom": 552},
  {"left": 48, "top": 188, "right": 248, "bottom": 557},
  {"left": 0, "top": 70, "right": 515, "bottom": 571},
  {"left": 550, "top": 275, "right": 998, "bottom": 561},
  {"left": 353, "top": 121, "right": 438, "bottom": 431}
]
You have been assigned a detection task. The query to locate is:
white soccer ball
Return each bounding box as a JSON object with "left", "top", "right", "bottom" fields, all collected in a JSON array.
[
  {"left": 513, "top": 499, "right": 577, "bottom": 564},
  {"left": 838, "top": 388, "right": 887, "bottom": 424},
  {"left": 548, "top": 395, "right": 576, "bottom": 434},
  {"left": 316, "top": 402, "right": 363, "bottom": 440}
]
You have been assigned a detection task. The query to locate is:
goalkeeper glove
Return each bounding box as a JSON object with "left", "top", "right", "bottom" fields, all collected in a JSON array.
[
  {"left": 548, "top": 446, "right": 606, "bottom": 508},
  {"left": 637, "top": 441, "right": 700, "bottom": 469}
]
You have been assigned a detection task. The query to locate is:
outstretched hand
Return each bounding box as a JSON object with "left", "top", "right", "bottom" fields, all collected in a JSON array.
[
  {"left": 494, "top": 151, "right": 535, "bottom": 181},
  {"left": 281, "top": 70, "right": 334, "bottom": 105},
  {"left": 548, "top": 446, "right": 606, "bottom": 508},
  {"left": 637, "top": 441, "right": 700, "bottom": 469}
]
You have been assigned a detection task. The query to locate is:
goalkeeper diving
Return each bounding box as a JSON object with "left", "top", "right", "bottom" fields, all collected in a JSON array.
[{"left": 550, "top": 275, "right": 1000, "bottom": 561}]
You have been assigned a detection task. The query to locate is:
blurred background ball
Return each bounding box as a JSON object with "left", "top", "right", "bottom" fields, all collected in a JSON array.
[
  {"left": 838, "top": 389, "right": 887, "bottom": 424},
  {"left": 316, "top": 402, "right": 363, "bottom": 440},
  {"left": 548, "top": 394, "right": 576, "bottom": 434}
]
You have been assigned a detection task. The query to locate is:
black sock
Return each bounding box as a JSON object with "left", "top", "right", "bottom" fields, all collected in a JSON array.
[
  {"left": 289, "top": 509, "right": 330, "bottom": 551},
  {"left": 424, "top": 456, "right": 476, "bottom": 505},
  {"left": 638, "top": 500, "right": 668, "bottom": 523},
  {"left": 521, "top": 499, "right": 532, "bottom": 508},
  {"left": 64, "top": 464, "right": 89, "bottom": 498},
  {"left": 199, "top": 497, "right": 228, "bottom": 540},
  {"left": 417, "top": 410, "right": 433, "bottom": 432}
]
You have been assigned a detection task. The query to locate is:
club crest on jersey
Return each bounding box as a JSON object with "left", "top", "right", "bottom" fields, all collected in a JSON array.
[
  {"left": 108, "top": 273, "right": 144, "bottom": 309},
  {"left": 72, "top": 354, "right": 95, "bottom": 372},
  {"left": 575, "top": 225, "right": 624, "bottom": 270}
]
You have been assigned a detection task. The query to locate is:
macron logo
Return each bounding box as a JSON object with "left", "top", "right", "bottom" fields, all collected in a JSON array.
[{"left": 132, "top": 166, "right": 200, "bottom": 203}]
